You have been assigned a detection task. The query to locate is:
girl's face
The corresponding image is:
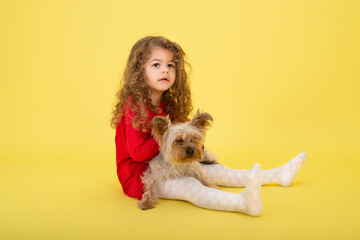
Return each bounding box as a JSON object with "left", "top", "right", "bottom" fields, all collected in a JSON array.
[{"left": 143, "top": 46, "right": 176, "bottom": 97}]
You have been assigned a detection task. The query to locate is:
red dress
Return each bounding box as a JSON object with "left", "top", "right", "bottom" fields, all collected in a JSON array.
[{"left": 115, "top": 101, "right": 166, "bottom": 200}]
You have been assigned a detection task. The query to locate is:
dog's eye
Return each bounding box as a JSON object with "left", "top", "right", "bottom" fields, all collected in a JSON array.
[
  {"left": 190, "top": 137, "right": 196, "bottom": 143},
  {"left": 175, "top": 138, "right": 184, "bottom": 144}
]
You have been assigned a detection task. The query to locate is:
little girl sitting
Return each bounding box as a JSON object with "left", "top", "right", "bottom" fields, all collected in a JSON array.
[{"left": 110, "top": 36, "right": 306, "bottom": 216}]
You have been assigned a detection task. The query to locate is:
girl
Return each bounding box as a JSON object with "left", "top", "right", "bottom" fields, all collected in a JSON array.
[{"left": 111, "top": 36, "right": 306, "bottom": 216}]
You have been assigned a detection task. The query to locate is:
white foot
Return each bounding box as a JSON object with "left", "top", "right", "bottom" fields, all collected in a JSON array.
[
  {"left": 278, "top": 152, "right": 307, "bottom": 186},
  {"left": 241, "top": 163, "right": 262, "bottom": 216}
]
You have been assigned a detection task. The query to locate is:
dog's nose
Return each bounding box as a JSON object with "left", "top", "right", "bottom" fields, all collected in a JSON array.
[{"left": 186, "top": 147, "right": 194, "bottom": 157}]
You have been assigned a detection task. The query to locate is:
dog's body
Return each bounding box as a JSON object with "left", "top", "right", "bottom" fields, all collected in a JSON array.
[{"left": 138, "top": 111, "right": 218, "bottom": 210}]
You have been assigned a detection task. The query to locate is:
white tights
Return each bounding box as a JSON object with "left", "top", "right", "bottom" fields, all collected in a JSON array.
[{"left": 157, "top": 153, "right": 307, "bottom": 216}]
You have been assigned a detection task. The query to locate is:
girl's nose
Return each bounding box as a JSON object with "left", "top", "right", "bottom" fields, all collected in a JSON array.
[{"left": 162, "top": 68, "right": 168, "bottom": 73}]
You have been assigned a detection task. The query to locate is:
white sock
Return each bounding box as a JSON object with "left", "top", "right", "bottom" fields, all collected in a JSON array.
[
  {"left": 202, "top": 152, "right": 307, "bottom": 187},
  {"left": 158, "top": 163, "right": 262, "bottom": 216}
]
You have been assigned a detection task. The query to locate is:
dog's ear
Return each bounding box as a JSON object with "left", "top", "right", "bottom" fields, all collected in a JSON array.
[
  {"left": 191, "top": 109, "right": 213, "bottom": 130},
  {"left": 151, "top": 116, "right": 170, "bottom": 141}
]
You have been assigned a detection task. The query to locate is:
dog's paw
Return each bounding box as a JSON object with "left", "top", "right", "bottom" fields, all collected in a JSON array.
[
  {"left": 201, "top": 178, "right": 219, "bottom": 189},
  {"left": 201, "top": 150, "right": 219, "bottom": 164},
  {"left": 208, "top": 182, "right": 219, "bottom": 189},
  {"left": 138, "top": 198, "right": 155, "bottom": 210}
]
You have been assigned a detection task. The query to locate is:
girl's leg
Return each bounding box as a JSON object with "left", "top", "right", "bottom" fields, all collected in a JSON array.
[
  {"left": 158, "top": 163, "right": 262, "bottom": 216},
  {"left": 202, "top": 152, "right": 307, "bottom": 187}
]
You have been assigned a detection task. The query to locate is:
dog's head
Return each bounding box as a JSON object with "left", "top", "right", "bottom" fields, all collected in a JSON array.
[{"left": 151, "top": 110, "right": 213, "bottom": 164}]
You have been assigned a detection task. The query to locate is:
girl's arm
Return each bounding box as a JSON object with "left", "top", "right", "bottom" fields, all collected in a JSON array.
[
  {"left": 124, "top": 107, "right": 160, "bottom": 162},
  {"left": 125, "top": 122, "right": 160, "bottom": 162}
]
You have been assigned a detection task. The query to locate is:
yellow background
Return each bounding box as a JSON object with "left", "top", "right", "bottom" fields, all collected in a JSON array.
[{"left": 1, "top": 0, "right": 359, "bottom": 239}]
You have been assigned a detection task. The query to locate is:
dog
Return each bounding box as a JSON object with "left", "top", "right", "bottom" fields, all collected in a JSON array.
[{"left": 138, "top": 110, "right": 219, "bottom": 210}]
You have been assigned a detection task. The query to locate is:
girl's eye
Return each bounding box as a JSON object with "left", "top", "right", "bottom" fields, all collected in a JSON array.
[
  {"left": 152, "top": 63, "right": 160, "bottom": 67},
  {"left": 168, "top": 64, "right": 175, "bottom": 68}
]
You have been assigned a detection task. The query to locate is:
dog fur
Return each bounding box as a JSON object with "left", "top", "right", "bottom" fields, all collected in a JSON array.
[{"left": 138, "top": 110, "right": 218, "bottom": 210}]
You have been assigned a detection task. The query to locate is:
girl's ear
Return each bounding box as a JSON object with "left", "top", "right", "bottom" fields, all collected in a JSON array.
[
  {"left": 191, "top": 109, "right": 213, "bottom": 130},
  {"left": 151, "top": 116, "right": 170, "bottom": 141}
]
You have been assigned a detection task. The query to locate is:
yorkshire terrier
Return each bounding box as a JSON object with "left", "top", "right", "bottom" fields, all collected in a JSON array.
[{"left": 138, "top": 110, "right": 218, "bottom": 210}]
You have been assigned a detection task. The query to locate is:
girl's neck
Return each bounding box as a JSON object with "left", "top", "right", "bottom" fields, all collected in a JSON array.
[{"left": 149, "top": 91, "right": 162, "bottom": 106}]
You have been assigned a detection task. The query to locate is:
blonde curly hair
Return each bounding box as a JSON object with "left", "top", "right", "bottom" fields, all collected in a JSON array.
[{"left": 110, "top": 36, "right": 193, "bottom": 132}]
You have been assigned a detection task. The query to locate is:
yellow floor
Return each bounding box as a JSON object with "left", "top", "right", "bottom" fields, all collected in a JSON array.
[{"left": 1, "top": 149, "right": 359, "bottom": 240}]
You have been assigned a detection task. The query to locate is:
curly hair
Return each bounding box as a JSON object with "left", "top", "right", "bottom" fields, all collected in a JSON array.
[{"left": 110, "top": 36, "right": 193, "bottom": 132}]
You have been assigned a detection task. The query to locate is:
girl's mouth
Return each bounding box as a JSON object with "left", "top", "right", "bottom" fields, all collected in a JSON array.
[{"left": 159, "top": 78, "right": 169, "bottom": 82}]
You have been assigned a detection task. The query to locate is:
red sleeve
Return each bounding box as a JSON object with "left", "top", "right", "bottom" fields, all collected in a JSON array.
[{"left": 124, "top": 106, "right": 160, "bottom": 162}]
